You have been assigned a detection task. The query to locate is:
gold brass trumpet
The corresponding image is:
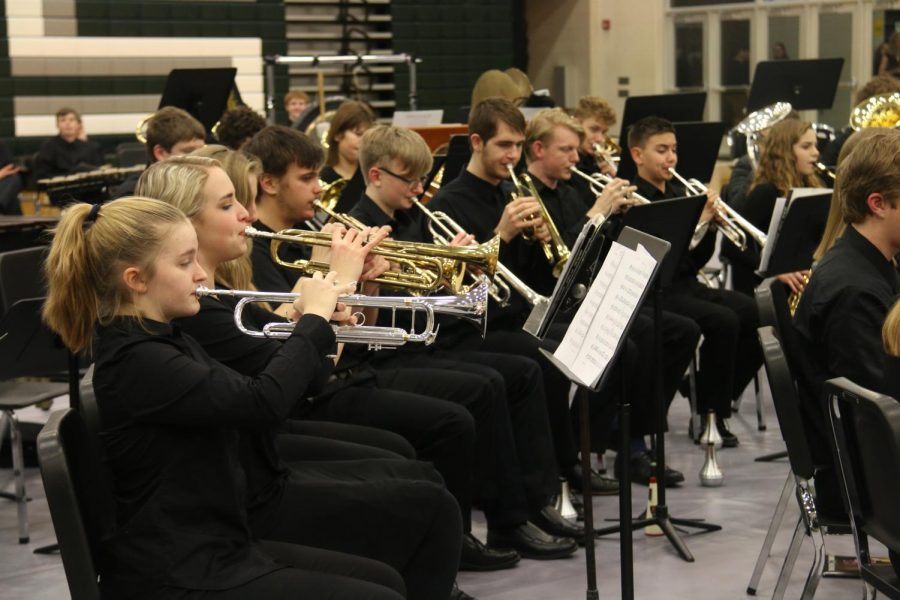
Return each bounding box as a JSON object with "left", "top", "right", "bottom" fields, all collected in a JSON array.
[
  {"left": 815, "top": 162, "right": 836, "bottom": 182},
  {"left": 506, "top": 165, "right": 571, "bottom": 277},
  {"left": 195, "top": 278, "right": 490, "bottom": 348},
  {"left": 410, "top": 197, "right": 550, "bottom": 310},
  {"left": 245, "top": 226, "right": 498, "bottom": 295},
  {"left": 668, "top": 168, "right": 767, "bottom": 251}
]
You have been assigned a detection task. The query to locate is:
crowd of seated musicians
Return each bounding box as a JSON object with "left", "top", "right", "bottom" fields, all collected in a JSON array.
[{"left": 28, "top": 77, "right": 900, "bottom": 599}]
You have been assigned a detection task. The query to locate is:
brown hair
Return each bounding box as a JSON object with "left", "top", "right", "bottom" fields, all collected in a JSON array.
[
  {"left": 55, "top": 107, "right": 81, "bottom": 122},
  {"left": 468, "top": 97, "right": 526, "bottom": 142},
  {"left": 245, "top": 125, "right": 324, "bottom": 179},
  {"left": 573, "top": 96, "right": 617, "bottom": 126},
  {"left": 43, "top": 199, "right": 189, "bottom": 353},
  {"left": 837, "top": 128, "right": 900, "bottom": 224},
  {"left": 813, "top": 128, "right": 884, "bottom": 260},
  {"left": 627, "top": 116, "right": 675, "bottom": 149},
  {"left": 215, "top": 107, "right": 267, "bottom": 150},
  {"left": 751, "top": 120, "right": 822, "bottom": 194},
  {"left": 524, "top": 108, "right": 584, "bottom": 161},
  {"left": 358, "top": 125, "right": 432, "bottom": 182},
  {"left": 884, "top": 299, "right": 900, "bottom": 357},
  {"left": 855, "top": 75, "right": 900, "bottom": 106},
  {"left": 145, "top": 106, "right": 205, "bottom": 158},
  {"left": 325, "top": 100, "right": 376, "bottom": 167},
  {"left": 190, "top": 146, "right": 261, "bottom": 290},
  {"left": 284, "top": 90, "right": 310, "bottom": 107}
]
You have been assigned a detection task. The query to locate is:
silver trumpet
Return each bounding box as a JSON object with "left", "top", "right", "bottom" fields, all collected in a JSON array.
[
  {"left": 195, "top": 279, "right": 490, "bottom": 350},
  {"left": 411, "top": 197, "right": 550, "bottom": 311},
  {"left": 569, "top": 166, "right": 651, "bottom": 205},
  {"left": 699, "top": 411, "right": 724, "bottom": 487},
  {"left": 668, "top": 168, "right": 767, "bottom": 251}
]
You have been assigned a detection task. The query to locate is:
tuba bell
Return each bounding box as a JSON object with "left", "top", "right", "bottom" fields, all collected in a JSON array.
[{"left": 849, "top": 92, "right": 900, "bottom": 131}]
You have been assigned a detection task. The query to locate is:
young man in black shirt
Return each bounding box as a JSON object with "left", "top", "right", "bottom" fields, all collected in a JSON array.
[
  {"left": 792, "top": 129, "right": 900, "bottom": 517},
  {"left": 429, "top": 98, "right": 628, "bottom": 492},
  {"left": 33, "top": 107, "right": 105, "bottom": 180},
  {"left": 348, "top": 124, "right": 585, "bottom": 560},
  {"left": 524, "top": 108, "right": 699, "bottom": 484},
  {"left": 629, "top": 116, "right": 762, "bottom": 446}
]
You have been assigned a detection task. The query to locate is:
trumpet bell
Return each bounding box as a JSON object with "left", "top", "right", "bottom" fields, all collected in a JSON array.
[{"left": 317, "top": 178, "right": 350, "bottom": 213}]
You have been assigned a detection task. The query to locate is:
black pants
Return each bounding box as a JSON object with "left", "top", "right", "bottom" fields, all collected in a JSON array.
[
  {"left": 662, "top": 280, "right": 762, "bottom": 417},
  {"left": 153, "top": 540, "right": 406, "bottom": 600},
  {"left": 294, "top": 370, "right": 480, "bottom": 529},
  {"left": 0, "top": 174, "right": 22, "bottom": 215},
  {"left": 374, "top": 349, "right": 558, "bottom": 528},
  {"left": 252, "top": 477, "right": 460, "bottom": 600},
  {"left": 278, "top": 419, "right": 416, "bottom": 459}
]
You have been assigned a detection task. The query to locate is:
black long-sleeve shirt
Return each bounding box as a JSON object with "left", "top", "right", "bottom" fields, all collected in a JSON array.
[
  {"left": 633, "top": 175, "right": 716, "bottom": 284},
  {"left": 92, "top": 314, "right": 334, "bottom": 595},
  {"left": 792, "top": 225, "right": 900, "bottom": 465},
  {"left": 320, "top": 165, "right": 366, "bottom": 214},
  {"left": 428, "top": 169, "right": 545, "bottom": 328},
  {"left": 250, "top": 219, "right": 311, "bottom": 293},
  {"left": 33, "top": 135, "right": 104, "bottom": 180}
]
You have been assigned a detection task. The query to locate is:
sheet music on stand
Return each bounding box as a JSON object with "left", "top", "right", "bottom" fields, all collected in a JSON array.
[
  {"left": 758, "top": 187, "right": 833, "bottom": 275},
  {"left": 554, "top": 240, "right": 658, "bottom": 388}
]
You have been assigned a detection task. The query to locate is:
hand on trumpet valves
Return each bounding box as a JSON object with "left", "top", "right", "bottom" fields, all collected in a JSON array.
[
  {"left": 496, "top": 197, "right": 547, "bottom": 242},
  {"left": 700, "top": 191, "right": 718, "bottom": 225},
  {"left": 360, "top": 253, "right": 392, "bottom": 286},
  {"left": 294, "top": 271, "right": 358, "bottom": 321},
  {"left": 776, "top": 270, "right": 810, "bottom": 295},
  {"left": 328, "top": 225, "right": 390, "bottom": 288},
  {"left": 587, "top": 177, "right": 638, "bottom": 219}
]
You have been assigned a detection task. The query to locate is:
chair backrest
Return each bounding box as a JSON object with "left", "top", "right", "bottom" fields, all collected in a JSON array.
[
  {"left": 38, "top": 408, "right": 113, "bottom": 600},
  {"left": 759, "top": 326, "right": 815, "bottom": 479},
  {"left": 755, "top": 277, "right": 799, "bottom": 369},
  {"left": 826, "top": 378, "right": 900, "bottom": 554},
  {"left": 0, "top": 246, "right": 47, "bottom": 317},
  {"left": 0, "top": 298, "right": 71, "bottom": 380}
]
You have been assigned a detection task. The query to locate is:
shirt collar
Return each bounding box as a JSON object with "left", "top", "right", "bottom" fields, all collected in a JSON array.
[
  {"left": 460, "top": 169, "right": 503, "bottom": 199},
  {"left": 354, "top": 194, "right": 407, "bottom": 229},
  {"left": 842, "top": 225, "right": 900, "bottom": 292}
]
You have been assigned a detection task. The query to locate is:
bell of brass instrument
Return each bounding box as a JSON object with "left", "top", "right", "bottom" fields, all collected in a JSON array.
[
  {"left": 245, "top": 226, "right": 498, "bottom": 295},
  {"left": 553, "top": 478, "right": 578, "bottom": 522},
  {"left": 420, "top": 164, "right": 445, "bottom": 204},
  {"left": 591, "top": 139, "right": 621, "bottom": 169},
  {"left": 196, "top": 278, "right": 490, "bottom": 347},
  {"left": 731, "top": 101, "right": 793, "bottom": 169},
  {"left": 304, "top": 178, "right": 351, "bottom": 230},
  {"left": 849, "top": 91, "right": 900, "bottom": 131},
  {"left": 668, "top": 168, "right": 767, "bottom": 251},
  {"left": 135, "top": 114, "right": 151, "bottom": 143},
  {"left": 410, "top": 197, "right": 550, "bottom": 310},
  {"left": 506, "top": 165, "right": 571, "bottom": 277}
]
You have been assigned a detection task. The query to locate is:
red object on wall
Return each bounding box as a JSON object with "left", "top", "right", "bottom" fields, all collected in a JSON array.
[{"left": 601, "top": 19, "right": 611, "bottom": 31}]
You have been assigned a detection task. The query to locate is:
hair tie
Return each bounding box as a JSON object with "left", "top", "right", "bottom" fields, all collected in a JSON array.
[{"left": 86, "top": 203, "right": 102, "bottom": 222}]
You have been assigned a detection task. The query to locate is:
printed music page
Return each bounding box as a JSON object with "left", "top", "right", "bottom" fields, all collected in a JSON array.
[
  {"left": 759, "top": 195, "right": 787, "bottom": 273},
  {"left": 555, "top": 242, "right": 657, "bottom": 388}
]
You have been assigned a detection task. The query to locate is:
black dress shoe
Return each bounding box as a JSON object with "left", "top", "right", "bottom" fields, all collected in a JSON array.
[
  {"left": 487, "top": 522, "right": 578, "bottom": 560},
  {"left": 717, "top": 418, "right": 739, "bottom": 448},
  {"left": 531, "top": 505, "right": 586, "bottom": 543},
  {"left": 449, "top": 581, "right": 478, "bottom": 600},
  {"left": 569, "top": 488, "right": 585, "bottom": 521},
  {"left": 563, "top": 463, "right": 619, "bottom": 495},
  {"left": 615, "top": 451, "right": 685, "bottom": 487},
  {"left": 459, "top": 532, "right": 520, "bottom": 571}
]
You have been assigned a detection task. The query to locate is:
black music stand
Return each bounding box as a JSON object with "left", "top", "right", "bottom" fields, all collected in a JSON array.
[
  {"left": 533, "top": 224, "right": 669, "bottom": 600},
  {"left": 441, "top": 134, "right": 471, "bottom": 186},
  {"left": 757, "top": 190, "right": 832, "bottom": 278},
  {"left": 595, "top": 194, "right": 723, "bottom": 562},
  {"left": 617, "top": 93, "right": 708, "bottom": 181},
  {"left": 159, "top": 68, "right": 237, "bottom": 135},
  {"left": 746, "top": 59, "right": 844, "bottom": 112},
  {"left": 668, "top": 122, "right": 730, "bottom": 182}
]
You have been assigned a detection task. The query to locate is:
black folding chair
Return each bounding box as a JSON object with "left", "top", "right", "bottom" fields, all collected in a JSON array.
[
  {"left": 826, "top": 378, "right": 900, "bottom": 599},
  {"left": 748, "top": 327, "right": 849, "bottom": 599}
]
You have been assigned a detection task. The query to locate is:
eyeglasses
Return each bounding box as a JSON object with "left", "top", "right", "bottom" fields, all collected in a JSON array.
[{"left": 378, "top": 167, "right": 427, "bottom": 189}]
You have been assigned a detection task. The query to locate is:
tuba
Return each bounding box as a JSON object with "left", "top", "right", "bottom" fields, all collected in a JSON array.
[
  {"left": 245, "top": 226, "right": 498, "bottom": 295},
  {"left": 506, "top": 165, "right": 571, "bottom": 277},
  {"left": 731, "top": 101, "right": 793, "bottom": 169}
]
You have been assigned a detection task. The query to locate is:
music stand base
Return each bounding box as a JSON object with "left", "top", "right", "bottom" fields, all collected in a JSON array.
[
  {"left": 595, "top": 506, "right": 722, "bottom": 563},
  {"left": 755, "top": 450, "right": 788, "bottom": 462}
]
